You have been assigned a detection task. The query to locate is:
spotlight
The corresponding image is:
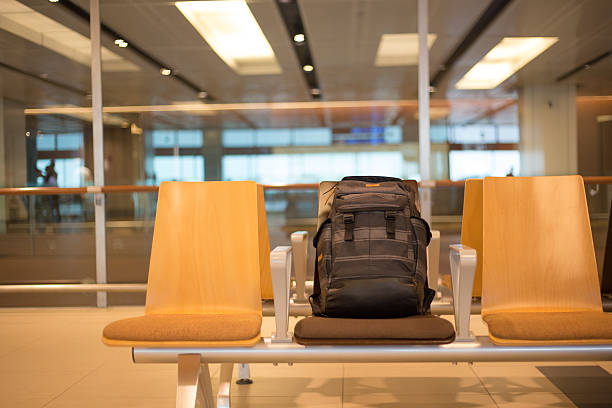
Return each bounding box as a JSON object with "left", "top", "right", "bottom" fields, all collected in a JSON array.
[
  {"left": 198, "top": 91, "right": 208, "bottom": 99},
  {"left": 48, "top": 0, "right": 59, "bottom": 3},
  {"left": 303, "top": 64, "right": 314, "bottom": 72},
  {"left": 115, "top": 39, "right": 128, "bottom": 48},
  {"left": 311, "top": 88, "right": 321, "bottom": 95},
  {"left": 160, "top": 68, "right": 172, "bottom": 76},
  {"left": 293, "top": 34, "right": 305, "bottom": 43}
]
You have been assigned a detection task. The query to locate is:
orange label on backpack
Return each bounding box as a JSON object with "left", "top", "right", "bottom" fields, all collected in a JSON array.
[{"left": 365, "top": 183, "right": 380, "bottom": 187}]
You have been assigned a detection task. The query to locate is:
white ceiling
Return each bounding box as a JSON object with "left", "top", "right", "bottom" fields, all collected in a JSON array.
[{"left": 1, "top": 0, "right": 611, "bottom": 129}]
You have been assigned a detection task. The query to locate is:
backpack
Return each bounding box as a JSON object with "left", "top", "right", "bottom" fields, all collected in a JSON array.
[{"left": 310, "top": 176, "right": 435, "bottom": 318}]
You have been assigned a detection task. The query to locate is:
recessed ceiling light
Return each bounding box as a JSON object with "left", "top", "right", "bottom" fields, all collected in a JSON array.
[
  {"left": 114, "top": 39, "right": 128, "bottom": 48},
  {"left": 311, "top": 88, "right": 321, "bottom": 95},
  {"left": 455, "top": 37, "right": 558, "bottom": 89},
  {"left": 48, "top": 0, "right": 59, "bottom": 3},
  {"left": 176, "top": 0, "right": 281, "bottom": 75},
  {"left": 303, "top": 64, "right": 314, "bottom": 72},
  {"left": 198, "top": 91, "right": 208, "bottom": 99},
  {"left": 293, "top": 33, "right": 305, "bottom": 43},
  {"left": 0, "top": 0, "right": 139, "bottom": 71},
  {"left": 375, "top": 33, "right": 436, "bottom": 66},
  {"left": 160, "top": 68, "right": 172, "bottom": 76}
]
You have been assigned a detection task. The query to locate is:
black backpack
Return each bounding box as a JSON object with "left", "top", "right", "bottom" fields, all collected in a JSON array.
[{"left": 310, "top": 176, "right": 435, "bottom": 318}]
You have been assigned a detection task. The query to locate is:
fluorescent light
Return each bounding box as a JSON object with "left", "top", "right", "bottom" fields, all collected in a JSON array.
[
  {"left": 455, "top": 37, "right": 558, "bottom": 89},
  {"left": 0, "top": 0, "right": 139, "bottom": 71},
  {"left": 375, "top": 33, "right": 436, "bottom": 66},
  {"left": 176, "top": 0, "right": 281, "bottom": 75},
  {"left": 160, "top": 68, "right": 172, "bottom": 76},
  {"left": 303, "top": 64, "right": 314, "bottom": 72},
  {"left": 293, "top": 33, "right": 305, "bottom": 43}
]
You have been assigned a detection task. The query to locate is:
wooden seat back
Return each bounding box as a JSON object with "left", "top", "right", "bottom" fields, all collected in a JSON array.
[
  {"left": 481, "top": 176, "right": 602, "bottom": 316},
  {"left": 144, "top": 181, "right": 269, "bottom": 315},
  {"left": 601, "top": 199, "right": 612, "bottom": 296}
]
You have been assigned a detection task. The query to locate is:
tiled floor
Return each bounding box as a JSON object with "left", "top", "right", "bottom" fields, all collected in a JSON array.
[{"left": 1, "top": 307, "right": 611, "bottom": 407}]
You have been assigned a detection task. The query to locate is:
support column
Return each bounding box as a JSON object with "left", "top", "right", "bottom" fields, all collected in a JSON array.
[
  {"left": 418, "top": 0, "right": 431, "bottom": 223},
  {"left": 203, "top": 130, "right": 222, "bottom": 181},
  {"left": 0, "top": 99, "right": 27, "bottom": 232},
  {"left": 90, "top": 0, "right": 107, "bottom": 307},
  {"left": 518, "top": 84, "right": 578, "bottom": 176}
]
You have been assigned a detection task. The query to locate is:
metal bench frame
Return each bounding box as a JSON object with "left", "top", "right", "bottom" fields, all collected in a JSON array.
[{"left": 132, "top": 241, "right": 612, "bottom": 408}]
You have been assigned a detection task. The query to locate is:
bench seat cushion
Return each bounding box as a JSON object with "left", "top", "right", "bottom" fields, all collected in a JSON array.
[
  {"left": 102, "top": 313, "right": 261, "bottom": 347},
  {"left": 293, "top": 315, "right": 455, "bottom": 345},
  {"left": 484, "top": 311, "right": 612, "bottom": 345}
]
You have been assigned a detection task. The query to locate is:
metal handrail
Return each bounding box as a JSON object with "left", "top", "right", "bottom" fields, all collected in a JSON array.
[{"left": 0, "top": 176, "right": 611, "bottom": 195}]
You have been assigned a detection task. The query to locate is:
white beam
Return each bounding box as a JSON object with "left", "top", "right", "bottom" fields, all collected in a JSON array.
[
  {"left": 90, "top": 0, "right": 107, "bottom": 307},
  {"left": 418, "top": 0, "right": 432, "bottom": 223}
]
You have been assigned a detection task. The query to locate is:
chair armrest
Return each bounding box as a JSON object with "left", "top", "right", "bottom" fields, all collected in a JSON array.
[
  {"left": 426, "top": 230, "right": 441, "bottom": 297},
  {"left": 270, "top": 246, "right": 292, "bottom": 342},
  {"left": 449, "top": 244, "right": 477, "bottom": 341},
  {"left": 291, "top": 231, "right": 308, "bottom": 302}
]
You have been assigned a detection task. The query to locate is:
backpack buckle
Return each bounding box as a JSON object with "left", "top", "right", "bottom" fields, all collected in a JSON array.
[
  {"left": 343, "top": 213, "right": 354, "bottom": 223},
  {"left": 343, "top": 213, "right": 355, "bottom": 241},
  {"left": 385, "top": 211, "right": 396, "bottom": 239}
]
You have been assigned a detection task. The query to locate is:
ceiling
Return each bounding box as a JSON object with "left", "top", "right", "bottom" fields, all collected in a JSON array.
[{"left": 1, "top": 0, "right": 611, "bottom": 130}]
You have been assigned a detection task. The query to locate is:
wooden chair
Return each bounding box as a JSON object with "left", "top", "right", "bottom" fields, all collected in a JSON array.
[
  {"left": 480, "top": 176, "right": 612, "bottom": 345},
  {"left": 102, "top": 181, "right": 288, "bottom": 407}
]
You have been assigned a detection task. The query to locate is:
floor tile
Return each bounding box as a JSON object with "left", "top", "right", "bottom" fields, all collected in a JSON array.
[
  {"left": 343, "top": 363, "right": 486, "bottom": 396},
  {"left": 472, "top": 363, "right": 561, "bottom": 394},
  {"left": 231, "top": 363, "right": 342, "bottom": 397},
  {"left": 230, "top": 395, "right": 342, "bottom": 407},
  {"left": 343, "top": 392, "right": 497, "bottom": 407},
  {"left": 0, "top": 370, "right": 90, "bottom": 400},
  {"left": 491, "top": 392, "right": 576, "bottom": 407},
  {"left": 43, "top": 397, "right": 175, "bottom": 408}
]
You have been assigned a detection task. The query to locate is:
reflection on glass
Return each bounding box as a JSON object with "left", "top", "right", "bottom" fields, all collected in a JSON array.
[{"left": 449, "top": 150, "right": 520, "bottom": 180}]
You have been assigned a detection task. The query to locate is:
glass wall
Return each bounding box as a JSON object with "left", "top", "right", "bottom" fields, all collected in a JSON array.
[{"left": 0, "top": 0, "right": 610, "bottom": 305}]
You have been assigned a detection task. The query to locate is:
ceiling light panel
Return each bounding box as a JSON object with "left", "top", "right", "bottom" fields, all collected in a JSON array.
[
  {"left": 0, "top": 0, "right": 139, "bottom": 71},
  {"left": 455, "top": 37, "right": 558, "bottom": 90},
  {"left": 375, "top": 33, "right": 437, "bottom": 66},
  {"left": 176, "top": 0, "right": 281, "bottom": 75}
]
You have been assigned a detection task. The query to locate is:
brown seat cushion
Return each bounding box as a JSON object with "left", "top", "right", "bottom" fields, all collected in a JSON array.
[
  {"left": 294, "top": 315, "right": 455, "bottom": 345},
  {"left": 484, "top": 311, "right": 612, "bottom": 344},
  {"left": 103, "top": 313, "right": 262, "bottom": 343}
]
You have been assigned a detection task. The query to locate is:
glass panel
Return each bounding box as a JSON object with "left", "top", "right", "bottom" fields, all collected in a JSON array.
[
  {"left": 449, "top": 150, "right": 520, "bottom": 180},
  {"left": 152, "top": 130, "right": 176, "bottom": 148},
  {"left": 177, "top": 130, "right": 203, "bottom": 147},
  {"left": 36, "top": 134, "right": 56, "bottom": 151},
  {"left": 56, "top": 133, "right": 83, "bottom": 150}
]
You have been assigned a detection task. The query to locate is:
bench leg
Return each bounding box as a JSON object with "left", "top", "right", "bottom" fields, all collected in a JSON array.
[
  {"left": 236, "top": 363, "right": 253, "bottom": 384},
  {"left": 217, "top": 363, "right": 234, "bottom": 408},
  {"left": 177, "top": 354, "right": 213, "bottom": 408},
  {"left": 198, "top": 363, "right": 214, "bottom": 408}
]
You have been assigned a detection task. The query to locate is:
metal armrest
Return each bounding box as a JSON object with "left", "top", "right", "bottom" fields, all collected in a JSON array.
[
  {"left": 291, "top": 231, "right": 308, "bottom": 302},
  {"left": 449, "top": 244, "right": 477, "bottom": 341},
  {"left": 427, "top": 230, "right": 441, "bottom": 297},
  {"left": 270, "top": 246, "right": 292, "bottom": 342}
]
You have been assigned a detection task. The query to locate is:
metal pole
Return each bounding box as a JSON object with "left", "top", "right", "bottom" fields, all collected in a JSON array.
[
  {"left": 90, "top": 0, "right": 107, "bottom": 307},
  {"left": 418, "top": 0, "right": 432, "bottom": 223}
]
